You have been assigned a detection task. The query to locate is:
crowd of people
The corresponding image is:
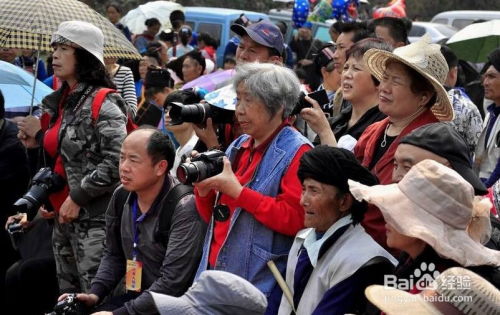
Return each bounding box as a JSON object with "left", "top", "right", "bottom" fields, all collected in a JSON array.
[{"left": 1, "top": 2, "right": 500, "bottom": 315}]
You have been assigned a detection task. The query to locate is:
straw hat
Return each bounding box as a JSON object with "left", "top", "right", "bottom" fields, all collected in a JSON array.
[
  {"left": 348, "top": 159, "right": 500, "bottom": 267},
  {"left": 365, "top": 267, "right": 500, "bottom": 315},
  {"left": 363, "top": 34, "right": 454, "bottom": 121}
]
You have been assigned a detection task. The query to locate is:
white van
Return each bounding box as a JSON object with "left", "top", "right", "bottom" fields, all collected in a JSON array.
[{"left": 431, "top": 10, "right": 500, "bottom": 30}]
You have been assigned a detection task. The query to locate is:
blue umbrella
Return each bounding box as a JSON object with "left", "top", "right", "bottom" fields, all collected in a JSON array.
[{"left": 0, "top": 60, "right": 53, "bottom": 116}]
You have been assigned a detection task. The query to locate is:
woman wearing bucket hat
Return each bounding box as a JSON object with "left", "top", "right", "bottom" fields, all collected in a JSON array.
[
  {"left": 349, "top": 159, "right": 500, "bottom": 292},
  {"left": 16, "top": 21, "right": 127, "bottom": 295},
  {"left": 352, "top": 35, "right": 454, "bottom": 248},
  {"left": 365, "top": 267, "right": 500, "bottom": 315}
]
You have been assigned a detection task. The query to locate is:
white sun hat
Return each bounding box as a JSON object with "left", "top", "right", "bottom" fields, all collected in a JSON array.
[
  {"left": 51, "top": 20, "right": 104, "bottom": 66},
  {"left": 349, "top": 159, "right": 500, "bottom": 267}
]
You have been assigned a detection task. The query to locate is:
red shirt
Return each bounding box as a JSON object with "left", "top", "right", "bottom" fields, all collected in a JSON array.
[
  {"left": 355, "top": 109, "right": 438, "bottom": 249},
  {"left": 195, "top": 124, "right": 310, "bottom": 267}
]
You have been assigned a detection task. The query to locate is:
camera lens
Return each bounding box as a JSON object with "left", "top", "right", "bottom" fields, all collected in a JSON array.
[
  {"left": 180, "top": 103, "right": 209, "bottom": 124},
  {"left": 177, "top": 162, "right": 200, "bottom": 185},
  {"left": 15, "top": 184, "right": 48, "bottom": 213}
]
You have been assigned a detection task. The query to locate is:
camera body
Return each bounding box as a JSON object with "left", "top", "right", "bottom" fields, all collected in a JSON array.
[
  {"left": 7, "top": 167, "right": 65, "bottom": 229},
  {"left": 46, "top": 294, "right": 86, "bottom": 315},
  {"left": 168, "top": 102, "right": 234, "bottom": 125},
  {"left": 290, "top": 90, "right": 330, "bottom": 116},
  {"left": 177, "top": 150, "right": 225, "bottom": 185}
]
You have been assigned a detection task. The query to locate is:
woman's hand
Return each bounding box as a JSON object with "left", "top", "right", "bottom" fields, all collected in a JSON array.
[
  {"left": 193, "top": 118, "right": 220, "bottom": 149},
  {"left": 300, "top": 96, "right": 337, "bottom": 146},
  {"left": 5, "top": 213, "right": 29, "bottom": 230},
  {"left": 17, "top": 115, "right": 41, "bottom": 148},
  {"left": 17, "top": 115, "right": 41, "bottom": 138},
  {"left": 194, "top": 157, "right": 242, "bottom": 199},
  {"left": 58, "top": 196, "right": 81, "bottom": 224},
  {"left": 40, "top": 205, "right": 56, "bottom": 219}
]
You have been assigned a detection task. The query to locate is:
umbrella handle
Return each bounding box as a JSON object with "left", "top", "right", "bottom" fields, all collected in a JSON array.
[{"left": 30, "top": 36, "right": 42, "bottom": 115}]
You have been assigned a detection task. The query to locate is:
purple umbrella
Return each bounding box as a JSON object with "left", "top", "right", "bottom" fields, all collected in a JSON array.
[{"left": 182, "top": 69, "right": 236, "bottom": 92}]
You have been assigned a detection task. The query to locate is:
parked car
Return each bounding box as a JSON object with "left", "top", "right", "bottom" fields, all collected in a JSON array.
[
  {"left": 184, "top": 7, "right": 268, "bottom": 67},
  {"left": 268, "top": 9, "right": 333, "bottom": 44},
  {"left": 431, "top": 10, "right": 500, "bottom": 30},
  {"left": 408, "top": 22, "right": 457, "bottom": 44}
]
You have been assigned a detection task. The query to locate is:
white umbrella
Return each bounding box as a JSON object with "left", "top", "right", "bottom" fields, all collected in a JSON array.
[
  {"left": 120, "top": 1, "right": 183, "bottom": 35},
  {"left": 446, "top": 19, "right": 500, "bottom": 63}
]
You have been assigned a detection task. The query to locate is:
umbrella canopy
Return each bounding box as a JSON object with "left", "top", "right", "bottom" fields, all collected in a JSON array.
[
  {"left": 182, "top": 69, "right": 235, "bottom": 92},
  {"left": 0, "top": 0, "right": 140, "bottom": 60},
  {"left": 0, "top": 60, "right": 53, "bottom": 116},
  {"left": 446, "top": 20, "right": 500, "bottom": 63},
  {"left": 121, "top": 1, "right": 183, "bottom": 35}
]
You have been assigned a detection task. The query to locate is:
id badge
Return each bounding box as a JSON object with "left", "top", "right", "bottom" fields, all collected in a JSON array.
[{"left": 126, "top": 259, "right": 143, "bottom": 292}]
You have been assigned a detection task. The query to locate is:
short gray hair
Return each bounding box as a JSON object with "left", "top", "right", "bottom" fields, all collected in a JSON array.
[{"left": 232, "top": 63, "right": 301, "bottom": 119}]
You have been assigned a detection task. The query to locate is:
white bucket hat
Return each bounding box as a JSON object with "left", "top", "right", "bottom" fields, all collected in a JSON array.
[
  {"left": 348, "top": 159, "right": 500, "bottom": 267},
  {"left": 51, "top": 21, "right": 104, "bottom": 66},
  {"left": 363, "top": 34, "right": 454, "bottom": 122},
  {"left": 151, "top": 270, "right": 267, "bottom": 315},
  {"left": 365, "top": 267, "right": 500, "bottom": 315}
]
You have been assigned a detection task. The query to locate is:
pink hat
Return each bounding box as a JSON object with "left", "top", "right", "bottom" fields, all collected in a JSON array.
[{"left": 349, "top": 159, "right": 500, "bottom": 267}]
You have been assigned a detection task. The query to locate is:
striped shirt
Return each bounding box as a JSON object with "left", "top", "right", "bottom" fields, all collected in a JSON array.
[{"left": 112, "top": 65, "right": 137, "bottom": 118}]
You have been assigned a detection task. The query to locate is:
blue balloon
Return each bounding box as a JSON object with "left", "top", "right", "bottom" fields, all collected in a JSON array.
[
  {"left": 332, "top": 0, "right": 350, "bottom": 21},
  {"left": 292, "top": 0, "right": 310, "bottom": 28}
]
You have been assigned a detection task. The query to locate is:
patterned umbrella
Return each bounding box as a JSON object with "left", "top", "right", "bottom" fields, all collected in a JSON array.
[{"left": 0, "top": 0, "right": 140, "bottom": 60}]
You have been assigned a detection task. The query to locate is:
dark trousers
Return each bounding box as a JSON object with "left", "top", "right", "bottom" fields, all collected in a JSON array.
[{"left": 5, "top": 256, "right": 58, "bottom": 315}]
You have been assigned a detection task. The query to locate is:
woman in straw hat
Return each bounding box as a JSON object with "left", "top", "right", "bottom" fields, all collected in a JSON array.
[
  {"left": 365, "top": 267, "right": 500, "bottom": 315},
  {"left": 16, "top": 21, "right": 128, "bottom": 295},
  {"left": 352, "top": 35, "right": 454, "bottom": 248},
  {"left": 349, "top": 159, "right": 500, "bottom": 293}
]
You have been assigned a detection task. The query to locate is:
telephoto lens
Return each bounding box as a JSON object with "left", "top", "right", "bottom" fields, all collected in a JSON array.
[{"left": 177, "top": 150, "right": 225, "bottom": 185}]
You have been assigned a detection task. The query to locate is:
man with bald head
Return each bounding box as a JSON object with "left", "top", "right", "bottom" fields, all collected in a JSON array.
[{"left": 71, "top": 127, "right": 206, "bottom": 314}]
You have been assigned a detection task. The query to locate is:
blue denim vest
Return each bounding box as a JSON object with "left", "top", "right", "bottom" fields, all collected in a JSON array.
[{"left": 195, "top": 126, "right": 312, "bottom": 295}]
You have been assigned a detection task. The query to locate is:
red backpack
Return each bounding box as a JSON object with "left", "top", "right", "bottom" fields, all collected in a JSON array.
[{"left": 91, "top": 88, "right": 137, "bottom": 133}]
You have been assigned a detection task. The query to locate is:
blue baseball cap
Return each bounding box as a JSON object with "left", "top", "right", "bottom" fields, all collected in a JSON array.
[{"left": 231, "top": 20, "right": 285, "bottom": 55}]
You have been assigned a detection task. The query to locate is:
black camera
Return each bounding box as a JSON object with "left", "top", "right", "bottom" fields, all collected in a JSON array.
[
  {"left": 168, "top": 102, "right": 234, "bottom": 125},
  {"left": 177, "top": 150, "right": 225, "bottom": 185},
  {"left": 46, "top": 294, "right": 86, "bottom": 315},
  {"left": 6, "top": 221, "right": 23, "bottom": 234},
  {"left": 290, "top": 89, "right": 330, "bottom": 116},
  {"left": 12, "top": 167, "right": 65, "bottom": 219}
]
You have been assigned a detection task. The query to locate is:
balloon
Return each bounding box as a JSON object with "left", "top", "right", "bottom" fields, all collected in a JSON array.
[
  {"left": 292, "top": 0, "right": 310, "bottom": 28},
  {"left": 332, "top": 0, "right": 359, "bottom": 21},
  {"left": 373, "top": 0, "right": 406, "bottom": 19},
  {"left": 309, "top": 0, "right": 333, "bottom": 23}
]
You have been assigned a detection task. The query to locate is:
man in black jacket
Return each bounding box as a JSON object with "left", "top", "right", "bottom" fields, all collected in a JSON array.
[
  {"left": 66, "top": 127, "right": 207, "bottom": 314},
  {"left": 0, "top": 90, "right": 30, "bottom": 305}
]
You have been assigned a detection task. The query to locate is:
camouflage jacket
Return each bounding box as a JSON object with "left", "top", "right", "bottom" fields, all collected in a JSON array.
[{"left": 41, "top": 83, "right": 127, "bottom": 216}]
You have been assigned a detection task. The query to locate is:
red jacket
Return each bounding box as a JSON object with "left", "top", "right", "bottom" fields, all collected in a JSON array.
[{"left": 354, "top": 109, "right": 439, "bottom": 248}]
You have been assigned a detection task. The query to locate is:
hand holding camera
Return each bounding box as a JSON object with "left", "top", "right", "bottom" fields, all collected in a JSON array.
[
  {"left": 300, "top": 96, "right": 337, "bottom": 147},
  {"left": 47, "top": 293, "right": 92, "bottom": 315},
  {"left": 5, "top": 213, "right": 29, "bottom": 234},
  {"left": 192, "top": 117, "right": 220, "bottom": 149},
  {"left": 179, "top": 150, "right": 243, "bottom": 199}
]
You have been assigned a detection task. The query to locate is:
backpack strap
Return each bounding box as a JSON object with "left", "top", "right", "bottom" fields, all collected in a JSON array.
[
  {"left": 113, "top": 184, "right": 193, "bottom": 247},
  {"left": 91, "top": 88, "right": 117, "bottom": 125},
  {"left": 156, "top": 184, "right": 194, "bottom": 244}
]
